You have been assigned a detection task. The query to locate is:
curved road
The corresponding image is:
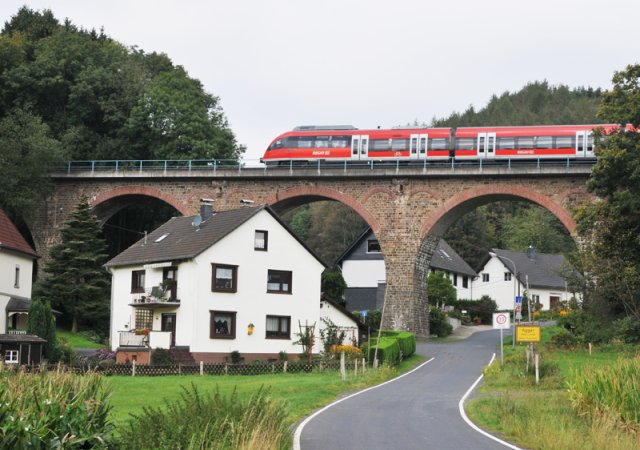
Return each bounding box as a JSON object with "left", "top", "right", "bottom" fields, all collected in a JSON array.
[{"left": 298, "top": 329, "right": 518, "bottom": 450}]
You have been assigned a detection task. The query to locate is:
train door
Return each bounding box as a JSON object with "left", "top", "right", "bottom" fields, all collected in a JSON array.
[
  {"left": 410, "top": 134, "right": 428, "bottom": 160},
  {"left": 575, "top": 131, "right": 595, "bottom": 157},
  {"left": 351, "top": 135, "right": 369, "bottom": 160},
  {"left": 477, "top": 132, "right": 496, "bottom": 159}
]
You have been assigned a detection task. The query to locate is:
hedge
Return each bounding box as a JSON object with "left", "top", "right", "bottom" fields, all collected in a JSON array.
[
  {"left": 380, "top": 331, "right": 416, "bottom": 358},
  {"left": 364, "top": 337, "right": 401, "bottom": 365}
]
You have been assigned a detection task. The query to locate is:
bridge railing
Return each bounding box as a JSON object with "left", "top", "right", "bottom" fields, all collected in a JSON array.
[{"left": 60, "top": 157, "right": 597, "bottom": 176}]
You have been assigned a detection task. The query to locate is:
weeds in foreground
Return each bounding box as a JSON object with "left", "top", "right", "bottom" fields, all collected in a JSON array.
[{"left": 118, "top": 384, "right": 290, "bottom": 450}]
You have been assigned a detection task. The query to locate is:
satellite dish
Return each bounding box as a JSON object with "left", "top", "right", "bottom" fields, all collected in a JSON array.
[{"left": 192, "top": 214, "right": 202, "bottom": 228}]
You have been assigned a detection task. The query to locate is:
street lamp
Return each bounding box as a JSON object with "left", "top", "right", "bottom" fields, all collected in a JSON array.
[{"left": 489, "top": 251, "right": 518, "bottom": 347}]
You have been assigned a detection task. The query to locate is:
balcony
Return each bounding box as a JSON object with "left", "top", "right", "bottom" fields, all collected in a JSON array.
[
  {"left": 129, "top": 286, "right": 180, "bottom": 309},
  {"left": 7, "top": 330, "right": 27, "bottom": 335},
  {"left": 118, "top": 330, "right": 172, "bottom": 349}
]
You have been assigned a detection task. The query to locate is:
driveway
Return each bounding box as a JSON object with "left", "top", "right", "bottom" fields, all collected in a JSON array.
[{"left": 297, "top": 328, "right": 519, "bottom": 450}]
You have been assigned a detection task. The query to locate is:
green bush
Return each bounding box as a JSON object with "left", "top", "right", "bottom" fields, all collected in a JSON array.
[
  {"left": 611, "top": 316, "right": 640, "bottom": 343},
  {"left": 353, "top": 309, "right": 382, "bottom": 330},
  {"left": 548, "top": 329, "right": 579, "bottom": 348},
  {"left": 380, "top": 331, "right": 416, "bottom": 358},
  {"left": 151, "top": 348, "right": 176, "bottom": 365},
  {"left": 429, "top": 308, "right": 453, "bottom": 337},
  {"left": 364, "top": 337, "right": 401, "bottom": 365},
  {"left": 0, "top": 365, "right": 114, "bottom": 448},
  {"left": 119, "top": 385, "right": 290, "bottom": 449},
  {"left": 556, "top": 310, "right": 612, "bottom": 343},
  {"left": 452, "top": 296, "right": 497, "bottom": 324}
]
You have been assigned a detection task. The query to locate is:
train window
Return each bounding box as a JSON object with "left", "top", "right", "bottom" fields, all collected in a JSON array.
[
  {"left": 420, "top": 137, "right": 427, "bottom": 154},
  {"left": 535, "top": 136, "right": 553, "bottom": 149},
  {"left": 455, "top": 138, "right": 475, "bottom": 150},
  {"left": 331, "top": 136, "right": 349, "bottom": 148},
  {"left": 555, "top": 136, "right": 573, "bottom": 148},
  {"left": 370, "top": 139, "right": 391, "bottom": 151},
  {"left": 478, "top": 136, "right": 485, "bottom": 153},
  {"left": 298, "top": 138, "right": 313, "bottom": 148},
  {"left": 392, "top": 139, "right": 408, "bottom": 150},
  {"left": 315, "top": 136, "right": 330, "bottom": 148},
  {"left": 517, "top": 137, "right": 534, "bottom": 149},
  {"left": 431, "top": 138, "right": 450, "bottom": 150},
  {"left": 587, "top": 135, "right": 594, "bottom": 152},
  {"left": 496, "top": 138, "right": 515, "bottom": 149},
  {"left": 269, "top": 139, "right": 283, "bottom": 150}
]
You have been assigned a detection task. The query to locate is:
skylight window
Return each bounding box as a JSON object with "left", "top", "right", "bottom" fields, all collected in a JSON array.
[{"left": 155, "top": 233, "right": 170, "bottom": 243}]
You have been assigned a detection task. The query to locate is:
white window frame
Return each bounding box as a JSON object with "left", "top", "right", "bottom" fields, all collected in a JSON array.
[{"left": 5, "top": 350, "right": 19, "bottom": 364}]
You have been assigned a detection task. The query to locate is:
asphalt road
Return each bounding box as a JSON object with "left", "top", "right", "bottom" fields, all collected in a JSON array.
[{"left": 297, "top": 329, "right": 519, "bottom": 450}]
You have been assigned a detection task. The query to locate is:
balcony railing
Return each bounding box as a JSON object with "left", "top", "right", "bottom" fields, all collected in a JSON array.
[
  {"left": 7, "top": 330, "right": 27, "bottom": 335},
  {"left": 118, "top": 330, "right": 173, "bottom": 348}
]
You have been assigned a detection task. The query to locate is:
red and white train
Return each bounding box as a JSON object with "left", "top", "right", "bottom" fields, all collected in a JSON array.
[{"left": 261, "top": 124, "right": 627, "bottom": 165}]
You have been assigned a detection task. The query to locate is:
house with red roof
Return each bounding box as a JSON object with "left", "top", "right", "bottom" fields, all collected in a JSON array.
[{"left": 0, "top": 209, "right": 39, "bottom": 342}]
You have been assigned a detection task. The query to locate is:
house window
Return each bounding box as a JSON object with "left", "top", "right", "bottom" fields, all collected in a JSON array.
[
  {"left": 14, "top": 265, "right": 20, "bottom": 288},
  {"left": 367, "top": 239, "right": 381, "bottom": 253},
  {"left": 4, "top": 350, "right": 19, "bottom": 364},
  {"left": 453, "top": 274, "right": 458, "bottom": 286},
  {"left": 267, "top": 270, "right": 292, "bottom": 293},
  {"left": 504, "top": 272, "right": 512, "bottom": 281},
  {"left": 482, "top": 273, "right": 490, "bottom": 282},
  {"left": 462, "top": 276, "right": 468, "bottom": 289},
  {"left": 135, "top": 308, "right": 153, "bottom": 330},
  {"left": 255, "top": 230, "right": 268, "bottom": 251},
  {"left": 210, "top": 310, "right": 236, "bottom": 339},
  {"left": 131, "top": 270, "right": 145, "bottom": 293},
  {"left": 266, "top": 315, "right": 291, "bottom": 339},
  {"left": 211, "top": 264, "right": 238, "bottom": 293}
]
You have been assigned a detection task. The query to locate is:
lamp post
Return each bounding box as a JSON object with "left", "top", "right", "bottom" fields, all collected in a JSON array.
[{"left": 490, "top": 251, "right": 518, "bottom": 347}]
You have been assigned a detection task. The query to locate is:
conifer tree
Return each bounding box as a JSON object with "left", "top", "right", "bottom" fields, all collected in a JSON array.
[
  {"left": 26, "top": 298, "right": 57, "bottom": 361},
  {"left": 35, "top": 196, "right": 110, "bottom": 334}
]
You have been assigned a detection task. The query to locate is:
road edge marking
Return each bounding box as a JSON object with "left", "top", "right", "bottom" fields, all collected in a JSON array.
[
  {"left": 293, "top": 357, "right": 436, "bottom": 450},
  {"left": 458, "top": 353, "right": 524, "bottom": 450}
]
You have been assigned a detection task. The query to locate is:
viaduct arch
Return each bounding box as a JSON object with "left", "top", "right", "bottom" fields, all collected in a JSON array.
[{"left": 29, "top": 167, "right": 594, "bottom": 338}]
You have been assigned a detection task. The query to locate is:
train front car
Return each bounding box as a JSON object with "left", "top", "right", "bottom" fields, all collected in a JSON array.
[
  {"left": 261, "top": 126, "right": 453, "bottom": 165},
  {"left": 261, "top": 126, "right": 357, "bottom": 165},
  {"left": 453, "top": 125, "right": 612, "bottom": 161}
]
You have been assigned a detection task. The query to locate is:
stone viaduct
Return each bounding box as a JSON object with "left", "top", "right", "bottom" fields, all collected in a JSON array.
[{"left": 28, "top": 164, "right": 595, "bottom": 338}]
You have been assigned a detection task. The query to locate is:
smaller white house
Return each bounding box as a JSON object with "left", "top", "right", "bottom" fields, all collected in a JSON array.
[
  {"left": 107, "top": 204, "right": 343, "bottom": 364},
  {"left": 0, "top": 209, "right": 38, "bottom": 336},
  {"left": 472, "top": 247, "right": 579, "bottom": 311},
  {"left": 337, "top": 229, "right": 476, "bottom": 310}
]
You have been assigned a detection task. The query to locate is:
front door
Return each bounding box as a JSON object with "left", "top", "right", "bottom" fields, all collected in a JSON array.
[
  {"left": 477, "top": 132, "right": 496, "bottom": 159},
  {"left": 161, "top": 313, "right": 176, "bottom": 347},
  {"left": 350, "top": 135, "right": 369, "bottom": 160},
  {"left": 410, "top": 134, "right": 428, "bottom": 160}
]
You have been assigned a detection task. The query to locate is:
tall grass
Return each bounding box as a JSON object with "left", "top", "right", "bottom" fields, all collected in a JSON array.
[
  {"left": 568, "top": 357, "right": 640, "bottom": 433},
  {"left": 0, "top": 364, "right": 114, "bottom": 448},
  {"left": 118, "top": 384, "right": 290, "bottom": 450}
]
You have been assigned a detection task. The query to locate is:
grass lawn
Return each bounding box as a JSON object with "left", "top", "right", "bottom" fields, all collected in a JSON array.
[
  {"left": 57, "top": 329, "right": 106, "bottom": 349},
  {"left": 107, "top": 355, "right": 425, "bottom": 431},
  {"left": 465, "top": 326, "right": 640, "bottom": 450}
]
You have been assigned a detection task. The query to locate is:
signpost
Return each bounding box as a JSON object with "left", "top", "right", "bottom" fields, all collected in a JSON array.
[
  {"left": 516, "top": 325, "right": 541, "bottom": 343},
  {"left": 493, "top": 312, "right": 510, "bottom": 366}
]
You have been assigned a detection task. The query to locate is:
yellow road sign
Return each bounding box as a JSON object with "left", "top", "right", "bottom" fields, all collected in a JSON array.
[{"left": 516, "top": 325, "right": 541, "bottom": 343}]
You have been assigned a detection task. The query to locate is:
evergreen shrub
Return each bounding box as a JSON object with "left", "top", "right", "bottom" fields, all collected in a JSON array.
[
  {"left": 380, "top": 331, "right": 416, "bottom": 357},
  {"left": 429, "top": 309, "right": 453, "bottom": 337},
  {"left": 364, "top": 337, "right": 401, "bottom": 365}
]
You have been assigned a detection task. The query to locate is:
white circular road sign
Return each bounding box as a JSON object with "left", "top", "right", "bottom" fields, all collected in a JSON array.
[{"left": 493, "top": 312, "right": 510, "bottom": 329}]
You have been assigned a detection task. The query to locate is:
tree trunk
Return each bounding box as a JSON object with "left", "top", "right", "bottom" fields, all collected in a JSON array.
[{"left": 72, "top": 316, "right": 78, "bottom": 334}]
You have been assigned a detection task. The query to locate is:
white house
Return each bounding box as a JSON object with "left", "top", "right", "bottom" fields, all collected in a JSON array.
[
  {"left": 337, "top": 228, "right": 476, "bottom": 311},
  {"left": 0, "top": 208, "right": 38, "bottom": 334},
  {"left": 106, "top": 204, "right": 335, "bottom": 364},
  {"left": 472, "top": 247, "right": 579, "bottom": 311}
]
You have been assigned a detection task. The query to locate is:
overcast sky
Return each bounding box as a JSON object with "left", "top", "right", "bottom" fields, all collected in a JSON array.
[{"left": 2, "top": 1, "right": 639, "bottom": 162}]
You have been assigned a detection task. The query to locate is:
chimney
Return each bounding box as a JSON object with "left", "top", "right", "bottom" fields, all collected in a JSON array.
[
  {"left": 527, "top": 245, "right": 536, "bottom": 260},
  {"left": 200, "top": 198, "right": 214, "bottom": 221}
]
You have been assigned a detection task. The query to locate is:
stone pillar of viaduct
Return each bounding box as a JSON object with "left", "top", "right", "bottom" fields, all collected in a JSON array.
[{"left": 30, "top": 173, "right": 594, "bottom": 339}]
